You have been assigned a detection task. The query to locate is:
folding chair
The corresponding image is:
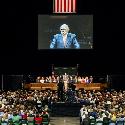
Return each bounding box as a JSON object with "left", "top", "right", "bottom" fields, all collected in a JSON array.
[{"left": 42, "top": 114, "right": 49, "bottom": 125}]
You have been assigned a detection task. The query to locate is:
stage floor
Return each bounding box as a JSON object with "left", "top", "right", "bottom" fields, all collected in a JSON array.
[{"left": 49, "top": 117, "right": 80, "bottom": 125}]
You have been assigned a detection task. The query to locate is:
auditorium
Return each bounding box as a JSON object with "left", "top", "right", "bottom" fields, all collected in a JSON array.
[{"left": 0, "top": 0, "right": 123, "bottom": 125}]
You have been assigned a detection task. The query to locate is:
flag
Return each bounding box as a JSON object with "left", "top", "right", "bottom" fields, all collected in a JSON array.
[{"left": 53, "top": 0, "right": 76, "bottom": 13}]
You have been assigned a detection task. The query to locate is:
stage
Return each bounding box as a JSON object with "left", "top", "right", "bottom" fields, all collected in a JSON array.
[
  {"left": 24, "top": 82, "right": 108, "bottom": 91},
  {"left": 49, "top": 117, "right": 80, "bottom": 125},
  {"left": 51, "top": 102, "right": 82, "bottom": 117}
]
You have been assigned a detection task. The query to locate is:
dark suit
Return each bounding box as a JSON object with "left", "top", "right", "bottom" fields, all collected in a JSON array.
[
  {"left": 57, "top": 79, "right": 64, "bottom": 101},
  {"left": 50, "top": 33, "right": 80, "bottom": 49}
]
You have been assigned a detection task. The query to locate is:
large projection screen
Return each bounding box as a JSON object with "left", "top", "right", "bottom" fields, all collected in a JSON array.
[{"left": 38, "top": 15, "right": 93, "bottom": 50}]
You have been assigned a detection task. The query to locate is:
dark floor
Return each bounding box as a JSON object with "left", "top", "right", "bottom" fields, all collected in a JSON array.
[{"left": 49, "top": 117, "right": 80, "bottom": 125}]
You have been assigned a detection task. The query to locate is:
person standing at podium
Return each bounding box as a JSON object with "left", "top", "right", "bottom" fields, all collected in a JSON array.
[
  {"left": 63, "top": 73, "right": 69, "bottom": 92},
  {"left": 57, "top": 77, "right": 64, "bottom": 101},
  {"left": 50, "top": 24, "right": 80, "bottom": 49}
]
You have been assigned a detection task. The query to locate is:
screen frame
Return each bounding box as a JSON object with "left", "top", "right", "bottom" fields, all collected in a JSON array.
[{"left": 37, "top": 14, "right": 93, "bottom": 50}]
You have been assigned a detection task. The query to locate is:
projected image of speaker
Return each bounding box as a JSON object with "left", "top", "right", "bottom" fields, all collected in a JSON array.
[{"left": 38, "top": 15, "right": 93, "bottom": 50}]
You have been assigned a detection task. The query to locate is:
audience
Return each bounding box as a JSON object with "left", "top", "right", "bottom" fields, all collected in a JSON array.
[{"left": 0, "top": 73, "right": 124, "bottom": 125}]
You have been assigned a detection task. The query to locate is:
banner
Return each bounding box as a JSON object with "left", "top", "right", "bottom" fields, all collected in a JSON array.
[{"left": 53, "top": 0, "right": 76, "bottom": 13}]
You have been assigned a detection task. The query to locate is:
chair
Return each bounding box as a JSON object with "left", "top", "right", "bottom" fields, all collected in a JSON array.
[
  {"left": 103, "top": 117, "right": 109, "bottom": 125},
  {"left": 28, "top": 121, "right": 34, "bottom": 125},
  {"left": 90, "top": 118, "right": 96, "bottom": 125},
  {"left": 27, "top": 115, "right": 35, "bottom": 125},
  {"left": 34, "top": 116, "right": 42, "bottom": 125},
  {"left": 96, "top": 120, "right": 103, "bottom": 125},
  {"left": 13, "top": 121, "right": 21, "bottom": 125},
  {"left": 109, "top": 120, "right": 116, "bottom": 125},
  {"left": 35, "top": 119, "right": 42, "bottom": 125},
  {"left": 8, "top": 119, "right": 13, "bottom": 125},
  {"left": 1, "top": 120, "right": 8, "bottom": 125},
  {"left": 12, "top": 114, "right": 21, "bottom": 125},
  {"left": 20, "top": 119, "right": 28, "bottom": 125},
  {"left": 116, "top": 120, "right": 124, "bottom": 125},
  {"left": 42, "top": 114, "right": 49, "bottom": 125}
]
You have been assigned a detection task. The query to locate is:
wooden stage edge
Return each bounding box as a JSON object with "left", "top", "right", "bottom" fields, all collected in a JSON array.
[{"left": 24, "top": 83, "right": 108, "bottom": 91}]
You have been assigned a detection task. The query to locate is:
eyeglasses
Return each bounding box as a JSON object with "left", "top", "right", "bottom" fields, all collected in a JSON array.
[{"left": 60, "top": 29, "right": 66, "bottom": 30}]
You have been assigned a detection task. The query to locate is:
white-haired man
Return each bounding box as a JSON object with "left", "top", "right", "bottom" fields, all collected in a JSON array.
[{"left": 50, "top": 24, "right": 80, "bottom": 49}]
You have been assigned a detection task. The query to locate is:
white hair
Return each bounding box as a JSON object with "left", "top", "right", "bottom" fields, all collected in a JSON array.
[{"left": 60, "top": 24, "right": 70, "bottom": 32}]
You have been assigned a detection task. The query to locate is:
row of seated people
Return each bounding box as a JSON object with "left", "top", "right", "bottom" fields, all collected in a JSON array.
[
  {"left": 80, "top": 113, "right": 125, "bottom": 125},
  {"left": 0, "top": 106, "right": 50, "bottom": 125},
  {"left": 36, "top": 74, "right": 93, "bottom": 84}
]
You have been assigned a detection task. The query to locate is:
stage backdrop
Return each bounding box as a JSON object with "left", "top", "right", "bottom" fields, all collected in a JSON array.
[{"left": 54, "top": 67, "right": 77, "bottom": 75}]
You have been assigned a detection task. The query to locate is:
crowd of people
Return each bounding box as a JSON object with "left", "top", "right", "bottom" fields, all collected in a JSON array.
[
  {"left": 0, "top": 88, "right": 125, "bottom": 124},
  {"left": 79, "top": 89, "right": 125, "bottom": 125},
  {"left": 0, "top": 72, "right": 124, "bottom": 125},
  {"left": 36, "top": 73, "right": 93, "bottom": 84}
]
